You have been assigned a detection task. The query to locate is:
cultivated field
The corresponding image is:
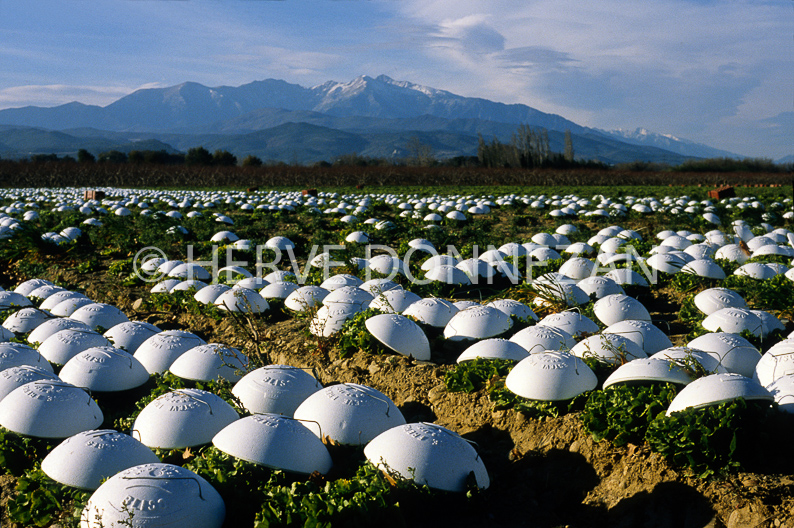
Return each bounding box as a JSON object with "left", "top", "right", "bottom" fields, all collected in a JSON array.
[{"left": 0, "top": 179, "right": 793, "bottom": 528}]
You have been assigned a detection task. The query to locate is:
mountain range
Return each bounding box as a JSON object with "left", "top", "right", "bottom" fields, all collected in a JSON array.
[{"left": 0, "top": 74, "right": 744, "bottom": 165}]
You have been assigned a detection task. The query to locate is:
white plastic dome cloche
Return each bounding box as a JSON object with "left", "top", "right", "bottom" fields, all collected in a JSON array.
[
  {"left": 213, "top": 414, "right": 333, "bottom": 475},
  {"left": 486, "top": 299, "right": 538, "bottom": 323},
  {"left": 131, "top": 389, "right": 239, "bottom": 449},
  {"left": 69, "top": 303, "right": 129, "bottom": 331},
  {"left": 133, "top": 330, "right": 207, "bottom": 375},
  {"left": 2, "top": 307, "right": 54, "bottom": 334},
  {"left": 603, "top": 357, "right": 694, "bottom": 389},
  {"left": 0, "top": 341, "right": 54, "bottom": 372},
  {"left": 214, "top": 288, "right": 269, "bottom": 314},
  {"left": 81, "top": 463, "right": 225, "bottom": 528},
  {"left": 701, "top": 308, "right": 763, "bottom": 337},
  {"left": 38, "top": 290, "right": 88, "bottom": 311},
  {"left": 293, "top": 383, "right": 405, "bottom": 446},
  {"left": 231, "top": 365, "right": 322, "bottom": 416},
  {"left": 593, "top": 294, "right": 651, "bottom": 327},
  {"left": 538, "top": 311, "right": 599, "bottom": 339},
  {"left": 284, "top": 285, "right": 330, "bottom": 312},
  {"left": 368, "top": 289, "right": 422, "bottom": 314},
  {"left": 509, "top": 324, "right": 576, "bottom": 354},
  {"left": 194, "top": 284, "right": 232, "bottom": 305},
  {"left": 767, "top": 375, "right": 794, "bottom": 413},
  {"left": 27, "top": 317, "right": 92, "bottom": 345},
  {"left": 693, "top": 288, "right": 747, "bottom": 316},
  {"left": 666, "top": 373, "right": 773, "bottom": 416},
  {"left": 168, "top": 343, "right": 248, "bottom": 383},
  {"left": 570, "top": 333, "right": 648, "bottom": 365},
  {"left": 505, "top": 351, "right": 597, "bottom": 400},
  {"left": 456, "top": 338, "right": 530, "bottom": 363},
  {"left": 402, "top": 298, "right": 459, "bottom": 328},
  {"left": 103, "top": 321, "right": 160, "bottom": 353},
  {"left": 602, "top": 319, "right": 673, "bottom": 355},
  {"left": 753, "top": 339, "right": 794, "bottom": 387},
  {"left": 0, "top": 380, "right": 102, "bottom": 439},
  {"left": 0, "top": 365, "right": 59, "bottom": 402},
  {"left": 58, "top": 346, "right": 150, "bottom": 392},
  {"left": 443, "top": 305, "right": 513, "bottom": 342},
  {"left": 364, "top": 422, "right": 489, "bottom": 492},
  {"left": 41, "top": 429, "right": 160, "bottom": 490},
  {"left": 687, "top": 332, "right": 761, "bottom": 378},
  {"left": 365, "top": 314, "right": 431, "bottom": 361}
]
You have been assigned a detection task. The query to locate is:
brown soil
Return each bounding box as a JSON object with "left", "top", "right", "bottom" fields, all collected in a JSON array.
[{"left": 2, "top": 264, "right": 794, "bottom": 528}]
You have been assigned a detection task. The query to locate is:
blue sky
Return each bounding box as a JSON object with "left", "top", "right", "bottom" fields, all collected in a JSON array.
[{"left": 0, "top": 0, "right": 791, "bottom": 159}]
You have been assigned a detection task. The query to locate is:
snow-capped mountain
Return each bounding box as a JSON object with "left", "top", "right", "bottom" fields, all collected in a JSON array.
[
  {"left": 0, "top": 75, "right": 587, "bottom": 134},
  {"left": 603, "top": 127, "right": 738, "bottom": 159},
  {"left": 0, "top": 74, "right": 744, "bottom": 163}
]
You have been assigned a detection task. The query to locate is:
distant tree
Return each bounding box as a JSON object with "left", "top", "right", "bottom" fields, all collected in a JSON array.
[
  {"left": 512, "top": 125, "right": 550, "bottom": 167},
  {"left": 151, "top": 151, "right": 170, "bottom": 164},
  {"left": 564, "top": 130, "right": 575, "bottom": 162},
  {"left": 212, "top": 149, "right": 237, "bottom": 166},
  {"left": 30, "top": 153, "right": 59, "bottom": 163},
  {"left": 242, "top": 155, "right": 263, "bottom": 167},
  {"left": 151, "top": 150, "right": 184, "bottom": 165},
  {"left": 477, "top": 134, "right": 514, "bottom": 168},
  {"left": 614, "top": 160, "right": 669, "bottom": 172},
  {"left": 77, "top": 149, "right": 95, "bottom": 163},
  {"left": 61, "top": 155, "right": 76, "bottom": 163},
  {"left": 128, "top": 149, "right": 183, "bottom": 165},
  {"left": 98, "top": 150, "right": 127, "bottom": 163},
  {"left": 478, "top": 126, "right": 557, "bottom": 168},
  {"left": 477, "top": 134, "right": 489, "bottom": 166},
  {"left": 167, "top": 152, "right": 186, "bottom": 165},
  {"left": 445, "top": 155, "right": 480, "bottom": 167},
  {"left": 128, "top": 150, "right": 145, "bottom": 164},
  {"left": 673, "top": 157, "right": 783, "bottom": 173},
  {"left": 334, "top": 153, "right": 369, "bottom": 167},
  {"left": 406, "top": 136, "right": 435, "bottom": 166},
  {"left": 185, "top": 146, "right": 213, "bottom": 166}
]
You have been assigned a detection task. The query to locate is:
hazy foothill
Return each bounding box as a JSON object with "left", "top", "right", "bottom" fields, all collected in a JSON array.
[{"left": 2, "top": 74, "right": 790, "bottom": 168}]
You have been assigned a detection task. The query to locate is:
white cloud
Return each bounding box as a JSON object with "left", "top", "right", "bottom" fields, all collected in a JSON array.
[
  {"left": 435, "top": 15, "right": 506, "bottom": 54},
  {"left": 211, "top": 46, "right": 343, "bottom": 81},
  {"left": 394, "top": 0, "right": 793, "bottom": 155},
  {"left": 0, "top": 0, "right": 789, "bottom": 157},
  {"left": 0, "top": 84, "right": 163, "bottom": 109},
  {"left": 496, "top": 47, "right": 578, "bottom": 71}
]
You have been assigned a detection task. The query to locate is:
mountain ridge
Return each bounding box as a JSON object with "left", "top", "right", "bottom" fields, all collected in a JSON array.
[{"left": 0, "top": 74, "right": 747, "bottom": 163}]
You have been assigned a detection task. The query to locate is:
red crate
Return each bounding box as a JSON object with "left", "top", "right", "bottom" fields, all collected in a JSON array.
[
  {"left": 707, "top": 186, "right": 735, "bottom": 200},
  {"left": 83, "top": 190, "right": 105, "bottom": 200}
]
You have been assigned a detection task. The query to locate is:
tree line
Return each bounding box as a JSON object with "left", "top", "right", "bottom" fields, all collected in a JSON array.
[
  {"left": 11, "top": 127, "right": 602, "bottom": 171},
  {"left": 4, "top": 126, "right": 790, "bottom": 173},
  {"left": 67, "top": 147, "right": 255, "bottom": 167},
  {"left": 21, "top": 147, "right": 254, "bottom": 167},
  {"left": 476, "top": 126, "right": 581, "bottom": 169}
]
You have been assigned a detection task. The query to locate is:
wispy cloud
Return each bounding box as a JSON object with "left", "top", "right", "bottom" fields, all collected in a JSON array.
[
  {"left": 434, "top": 15, "right": 506, "bottom": 54},
  {"left": 0, "top": 0, "right": 789, "bottom": 157},
  {"left": 496, "top": 47, "right": 578, "bottom": 72},
  {"left": 211, "top": 46, "right": 344, "bottom": 80},
  {"left": 0, "top": 84, "right": 163, "bottom": 109},
  {"left": 394, "top": 0, "right": 793, "bottom": 156}
]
